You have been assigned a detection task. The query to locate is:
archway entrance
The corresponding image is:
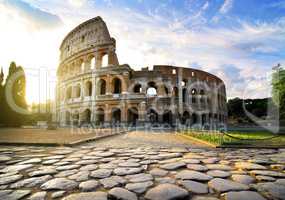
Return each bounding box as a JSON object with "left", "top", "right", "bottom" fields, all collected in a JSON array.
[
  {"left": 163, "top": 110, "right": 172, "bottom": 126},
  {"left": 148, "top": 109, "right": 158, "bottom": 124},
  {"left": 128, "top": 107, "right": 138, "bottom": 126},
  {"left": 182, "top": 111, "right": 190, "bottom": 125},
  {"left": 95, "top": 108, "right": 104, "bottom": 125},
  {"left": 112, "top": 108, "right": 121, "bottom": 124}
]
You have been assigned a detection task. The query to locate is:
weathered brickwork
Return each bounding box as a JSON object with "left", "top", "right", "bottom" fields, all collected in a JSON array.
[{"left": 56, "top": 17, "right": 227, "bottom": 128}]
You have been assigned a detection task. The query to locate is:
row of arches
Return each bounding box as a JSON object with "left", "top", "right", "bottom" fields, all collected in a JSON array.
[
  {"left": 64, "top": 107, "right": 226, "bottom": 127},
  {"left": 59, "top": 53, "right": 111, "bottom": 78}
]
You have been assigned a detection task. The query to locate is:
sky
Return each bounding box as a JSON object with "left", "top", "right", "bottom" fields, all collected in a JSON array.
[{"left": 0, "top": 0, "right": 284, "bottom": 104}]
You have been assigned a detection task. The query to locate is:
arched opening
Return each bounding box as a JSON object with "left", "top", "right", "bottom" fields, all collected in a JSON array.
[
  {"left": 91, "top": 57, "right": 96, "bottom": 69},
  {"left": 146, "top": 82, "right": 157, "bottom": 96},
  {"left": 202, "top": 113, "right": 207, "bottom": 125},
  {"left": 102, "top": 54, "right": 108, "bottom": 67},
  {"left": 112, "top": 108, "right": 121, "bottom": 123},
  {"left": 148, "top": 109, "right": 158, "bottom": 124},
  {"left": 95, "top": 108, "right": 104, "bottom": 125},
  {"left": 200, "top": 89, "right": 205, "bottom": 104},
  {"left": 173, "top": 87, "right": 178, "bottom": 97},
  {"left": 163, "top": 110, "right": 172, "bottom": 125},
  {"left": 74, "top": 84, "right": 81, "bottom": 98},
  {"left": 164, "top": 86, "right": 169, "bottom": 95},
  {"left": 66, "top": 87, "right": 72, "bottom": 99},
  {"left": 82, "top": 109, "right": 91, "bottom": 124},
  {"left": 182, "top": 88, "right": 187, "bottom": 103},
  {"left": 65, "top": 111, "right": 71, "bottom": 125},
  {"left": 191, "top": 88, "right": 197, "bottom": 103},
  {"left": 98, "top": 79, "right": 106, "bottom": 95},
  {"left": 85, "top": 81, "right": 92, "bottom": 96},
  {"left": 181, "top": 79, "right": 187, "bottom": 87},
  {"left": 191, "top": 113, "right": 198, "bottom": 125},
  {"left": 80, "top": 61, "right": 85, "bottom": 72},
  {"left": 113, "top": 77, "right": 122, "bottom": 94},
  {"left": 182, "top": 111, "right": 190, "bottom": 125},
  {"left": 128, "top": 107, "right": 138, "bottom": 126},
  {"left": 133, "top": 84, "right": 142, "bottom": 93},
  {"left": 73, "top": 112, "right": 79, "bottom": 126}
]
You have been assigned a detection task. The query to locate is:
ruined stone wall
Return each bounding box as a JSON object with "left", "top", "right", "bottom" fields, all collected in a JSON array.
[{"left": 56, "top": 17, "right": 227, "bottom": 129}]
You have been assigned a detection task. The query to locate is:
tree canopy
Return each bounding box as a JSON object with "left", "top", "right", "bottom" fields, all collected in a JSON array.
[
  {"left": 0, "top": 62, "right": 27, "bottom": 127},
  {"left": 272, "top": 66, "right": 285, "bottom": 119}
]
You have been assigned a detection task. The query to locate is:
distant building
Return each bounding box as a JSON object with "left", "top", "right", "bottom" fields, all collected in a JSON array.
[{"left": 56, "top": 17, "right": 227, "bottom": 128}]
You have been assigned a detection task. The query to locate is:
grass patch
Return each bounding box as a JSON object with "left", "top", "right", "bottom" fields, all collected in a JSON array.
[{"left": 184, "top": 130, "right": 285, "bottom": 147}]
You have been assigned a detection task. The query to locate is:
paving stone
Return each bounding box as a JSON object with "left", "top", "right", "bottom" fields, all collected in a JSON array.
[
  {"left": 191, "top": 197, "right": 219, "bottom": 200},
  {"left": 90, "top": 169, "right": 112, "bottom": 178},
  {"left": 56, "top": 165, "right": 80, "bottom": 171},
  {"left": 10, "top": 175, "right": 52, "bottom": 188},
  {"left": 202, "top": 158, "right": 220, "bottom": 164},
  {"left": 145, "top": 183, "right": 188, "bottom": 200},
  {"left": 208, "top": 178, "right": 249, "bottom": 192},
  {"left": 149, "top": 168, "right": 168, "bottom": 176},
  {"left": 114, "top": 167, "right": 143, "bottom": 175},
  {"left": 19, "top": 158, "right": 42, "bottom": 165},
  {"left": 0, "top": 155, "right": 12, "bottom": 162},
  {"left": 231, "top": 175, "right": 255, "bottom": 184},
  {"left": 256, "top": 175, "right": 276, "bottom": 182},
  {"left": 186, "top": 164, "right": 208, "bottom": 171},
  {"left": 176, "top": 170, "right": 213, "bottom": 181},
  {"left": 28, "top": 191, "right": 47, "bottom": 200},
  {"left": 0, "top": 190, "right": 31, "bottom": 200},
  {"left": 41, "top": 178, "right": 78, "bottom": 190},
  {"left": 158, "top": 153, "right": 182, "bottom": 159},
  {"left": 79, "top": 180, "right": 99, "bottom": 191},
  {"left": 51, "top": 149, "right": 73, "bottom": 155},
  {"left": 126, "top": 181, "right": 153, "bottom": 194},
  {"left": 100, "top": 176, "right": 126, "bottom": 188},
  {"left": 250, "top": 170, "right": 285, "bottom": 177},
  {"left": 0, "top": 174, "right": 23, "bottom": 185},
  {"left": 183, "top": 159, "right": 201, "bottom": 164},
  {"left": 160, "top": 162, "right": 186, "bottom": 170},
  {"left": 29, "top": 168, "right": 57, "bottom": 177},
  {"left": 206, "top": 164, "right": 232, "bottom": 171},
  {"left": 270, "top": 164, "right": 284, "bottom": 170},
  {"left": 179, "top": 180, "right": 208, "bottom": 194},
  {"left": 55, "top": 169, "right": 78, "bottom": 178},
  {"left": 118, "top": 162, "right": 140, "bottom": 167},
  {"left": 207, "top": 170, "right": 231, "bottom": 178},
  {"left": 126, "top": 173, "right": 153, "bottom": 182},
  {"left": 255, "top": 182, "right": 285, "bottom": 200},
  {"left": 221, "top": 191, "right": 267, "bottom": 200},
  {"left": 63, "top": 191, "right": 108, "bottom": 200},
  {"left": 79, "top": 164, "right": 98, "bottom": 171},
  {"left": 275, "top": 179, "right": 285, "bottom": 185},
  {"left": 235, "top": 162, "right": 267, "bottom": 170},
  {"left": 108, "top": 187, "right": 138, "bottom": 200},
  {"left": 42, "top": 159, "right": 59, "bottom": 165},
  {"left": 51, "top": 191, "right": 66, "bottom": 199},
  {"left": 155, "top": 177, "right": 176, "bottom": 184},
  {"left": 0, "top": 164, "right": 33, "bottom": 173},
  {"left": 68, "top": 171, "right": 89, "bottom": 181}
]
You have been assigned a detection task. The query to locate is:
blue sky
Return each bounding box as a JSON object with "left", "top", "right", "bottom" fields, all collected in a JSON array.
[{"left": 0, "top": 0, "right": 284, "bottom": 102}]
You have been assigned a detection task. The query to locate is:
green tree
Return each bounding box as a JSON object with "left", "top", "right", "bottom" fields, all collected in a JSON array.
[
  {"left": 3, "top": 62, "right": 28, "bottom": 126},
  {"left": 272, "top": 65, "right": 285, "bottom": 119},
  {"left": 0, "top": 68, "right": 4, "bottom": 126}
]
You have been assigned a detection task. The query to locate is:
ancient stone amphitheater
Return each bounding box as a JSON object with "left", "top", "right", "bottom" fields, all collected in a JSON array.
[{"left": 56, "top": 16, "right": 227, "bottom": 128}]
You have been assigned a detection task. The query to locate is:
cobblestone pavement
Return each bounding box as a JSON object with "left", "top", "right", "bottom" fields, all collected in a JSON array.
[{"left": 0, "top": 132, "right": 284, "bottom": 200}]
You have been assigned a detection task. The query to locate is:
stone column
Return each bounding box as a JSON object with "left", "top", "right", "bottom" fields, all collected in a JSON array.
[
  {"left": 95, "top": 53, "right": 102, "bottom": 69},
  {"left": 106, "top": 75, "right": 112, "bottom": 95}
]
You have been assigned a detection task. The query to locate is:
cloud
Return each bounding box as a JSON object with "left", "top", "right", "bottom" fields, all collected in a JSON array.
[
  {"left": 0, "top": 0, "right": 62, "bottom": 30},
  {"left": 202, "top": 1, "right": 209, "bottom": 10},
  {"left": 219, "top": 0, "right": 233, "bottom": 14},
  {"left": 68, "top": 0, "right": 87, "bottom": 8}
]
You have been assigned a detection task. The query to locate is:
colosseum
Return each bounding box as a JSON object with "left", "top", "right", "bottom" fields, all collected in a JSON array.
[{"left": 56, "top": 16, "right": 227, "bottom": 129}]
